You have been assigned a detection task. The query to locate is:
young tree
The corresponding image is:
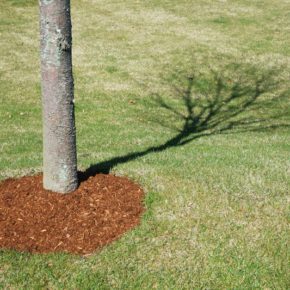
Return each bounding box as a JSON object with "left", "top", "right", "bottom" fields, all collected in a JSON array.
[{"left": 39, "top": 0, "right": 78, "bottom": 193}]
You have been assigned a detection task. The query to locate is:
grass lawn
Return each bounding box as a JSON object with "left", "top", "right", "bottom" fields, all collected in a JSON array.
[{"left": 0, "top": 0, "right": 289, "bottom": 288}]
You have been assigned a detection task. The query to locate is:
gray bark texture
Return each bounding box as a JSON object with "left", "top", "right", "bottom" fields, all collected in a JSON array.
[{"left": 39, "top": 0, "right": 78, "bottom": 193}]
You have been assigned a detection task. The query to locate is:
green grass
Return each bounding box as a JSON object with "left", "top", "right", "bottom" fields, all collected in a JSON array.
[{"left": 0, "top": 0, "right": 290, "bottom": 288}]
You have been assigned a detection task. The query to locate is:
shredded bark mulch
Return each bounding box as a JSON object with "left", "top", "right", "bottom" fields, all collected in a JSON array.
[{"left": 0, "top": 173, "right": 144, "bottom": 255}]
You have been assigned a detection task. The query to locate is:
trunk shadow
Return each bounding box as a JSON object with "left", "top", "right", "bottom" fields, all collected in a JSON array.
[{"left": 79, "top": 63, "right": 290, "bottom": 182}]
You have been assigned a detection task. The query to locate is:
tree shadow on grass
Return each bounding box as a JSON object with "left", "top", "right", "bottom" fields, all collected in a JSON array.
[{"left": 79, "top": 63, "right": 290, "bottom": 181}]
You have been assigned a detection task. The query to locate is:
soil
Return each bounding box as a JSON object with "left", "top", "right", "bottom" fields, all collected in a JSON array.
[{"left": 0, "top": 173, "right": 144, "bottom": 255}]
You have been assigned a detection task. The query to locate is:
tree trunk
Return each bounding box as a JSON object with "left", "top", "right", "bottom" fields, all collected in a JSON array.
[{"left": 39, "top": 0, "right": 78, "bottom": 193}]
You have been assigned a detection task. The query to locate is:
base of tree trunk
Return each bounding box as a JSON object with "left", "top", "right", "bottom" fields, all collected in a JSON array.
[{"left": 0, "top": 173, "right": 144, "bottom": 255}]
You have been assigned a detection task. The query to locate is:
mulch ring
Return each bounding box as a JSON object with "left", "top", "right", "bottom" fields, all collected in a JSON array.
[{"left": 0, "top": 173, "right": 144, "bottom": 255}]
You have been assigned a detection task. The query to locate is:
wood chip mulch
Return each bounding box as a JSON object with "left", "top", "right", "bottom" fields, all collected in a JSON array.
[{"left": 0, "top": 173, "right": 144, "bottom": 255}]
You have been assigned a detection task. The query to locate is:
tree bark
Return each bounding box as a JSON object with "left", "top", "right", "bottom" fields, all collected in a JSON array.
[{"left": 39, "top": 0, "right": 78, "bottom": 193}]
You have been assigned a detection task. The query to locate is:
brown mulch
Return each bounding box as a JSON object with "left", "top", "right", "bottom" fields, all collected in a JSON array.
[{"left": 0, "top": 173, "right": 144, "bottom": 255}]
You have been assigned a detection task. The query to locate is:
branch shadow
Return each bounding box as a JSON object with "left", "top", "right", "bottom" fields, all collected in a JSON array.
[{"left": 79, "top": 63, "right": 290, "bottom": 182}]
